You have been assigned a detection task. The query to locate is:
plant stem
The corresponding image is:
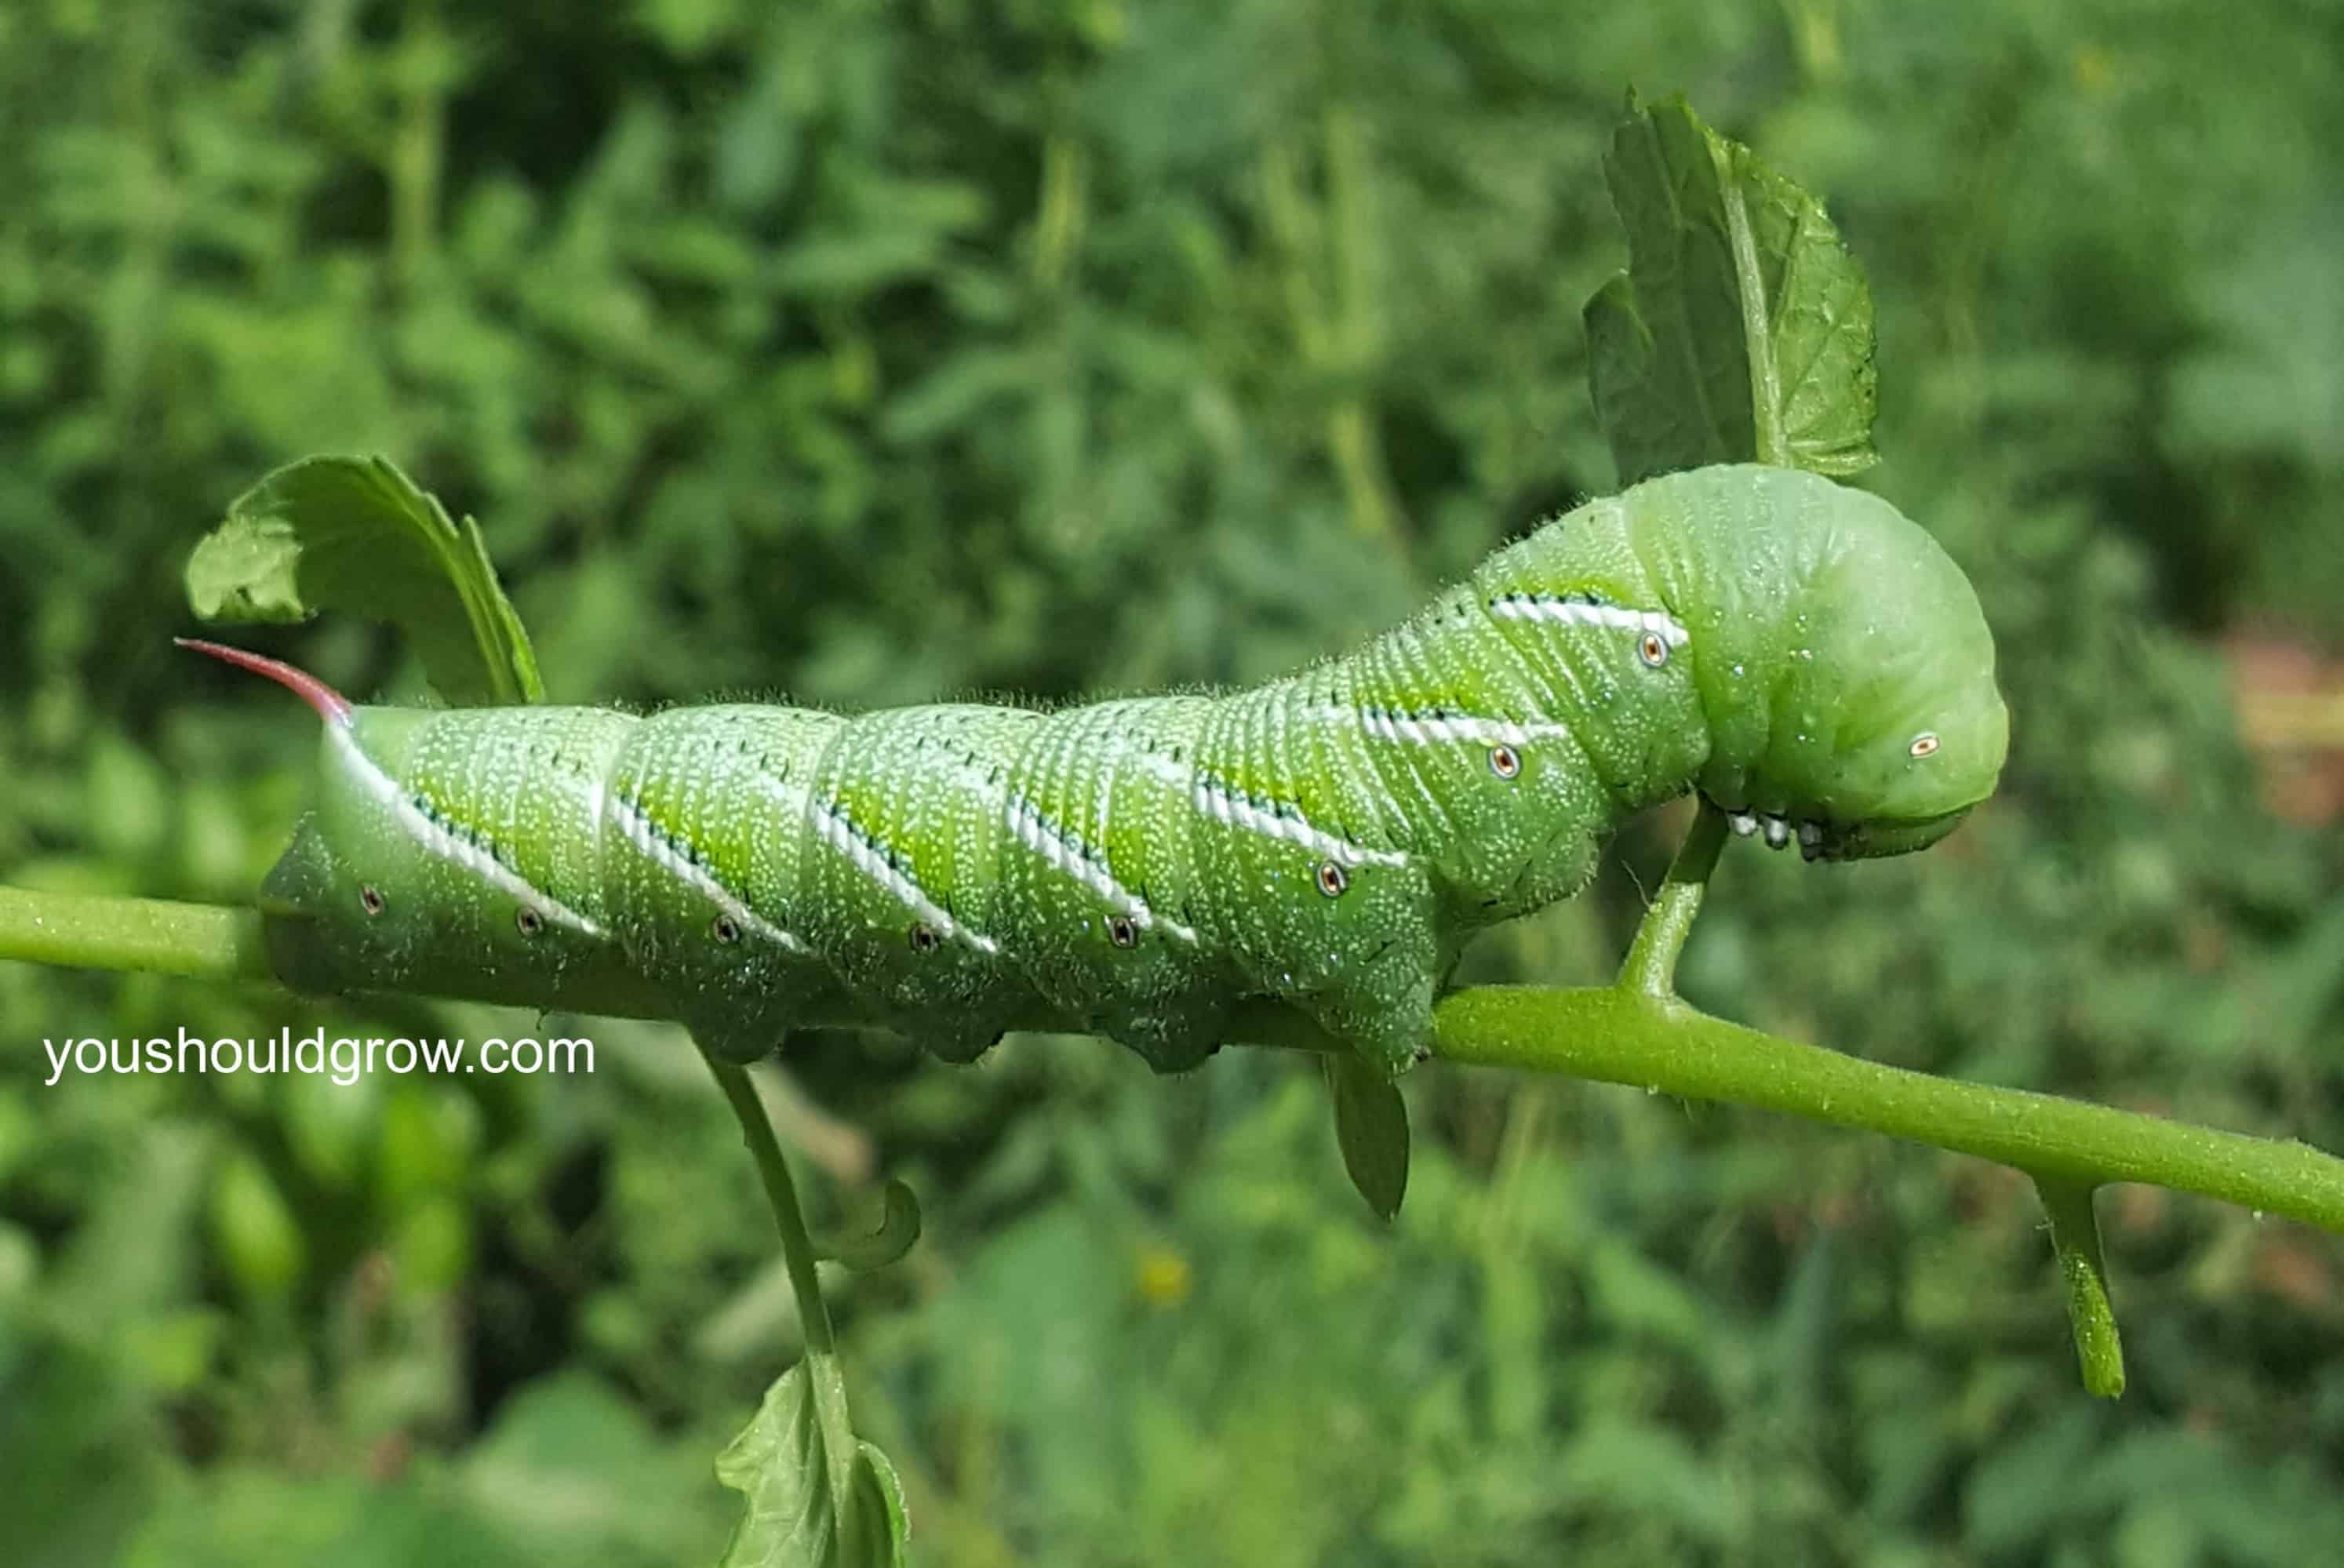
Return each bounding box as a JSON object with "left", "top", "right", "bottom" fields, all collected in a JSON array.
[
  {"left": 11, "top": 884, "right": 2344, "bottom": 1239},
  {"left": 1618, "top": 801, "right": 1729, "bottom": 996},
  {"left": 1416, "top": 986, "right": 2344, "bottom": 1233},
  {"left": 0, "top": 886, "right": 275, "bottom": 984},
  {"left": 2033, "top": 1177, "right": 2126, "bottom": 1398},
  {"left": 702, "top": 1048, "right": 836, "bottom": 1359}
]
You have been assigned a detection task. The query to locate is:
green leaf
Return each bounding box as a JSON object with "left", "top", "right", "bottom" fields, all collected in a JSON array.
[
  {"left": 1584, "top": 93, "right": 1877, "bottom": 482},
  {"left": 185, "top": 454, "right": 544, "bottom": 706},
  {"left": 813, "top": 1179, "right": 923, "bottom": 1271},
  {"left": 716, "top": 1355, "right": 910, "bottom": 1568},
  {"left": 1323, "top": 1053, "right": 1409, "bottom": 1221},
  {"left": 840, "top": 1444, "right": 909, "bottom": 1563}
]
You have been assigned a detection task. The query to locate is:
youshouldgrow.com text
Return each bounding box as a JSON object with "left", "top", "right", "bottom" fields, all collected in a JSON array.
[{"left": 42, "top": 1026, "right": 593, "bottom": 1088}]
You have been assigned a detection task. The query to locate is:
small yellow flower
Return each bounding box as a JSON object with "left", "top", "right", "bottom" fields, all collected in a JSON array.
[{"left": 1134, "top": 1244, "right": 1192, "bottom": 1308}]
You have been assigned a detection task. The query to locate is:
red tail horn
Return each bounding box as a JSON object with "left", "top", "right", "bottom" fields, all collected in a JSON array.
[{"left": 176, "top": 638, "right": 353, "bottom": 723}]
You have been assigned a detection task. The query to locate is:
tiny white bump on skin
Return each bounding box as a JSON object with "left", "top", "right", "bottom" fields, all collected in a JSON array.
[
  {"left": 607, "top": 791, "right": 807, "bottom": 954},
  {"left": 810, "top": 799, "right": 1000, "bottom": 956},
  {"left": 1189, "top": 773, "right": 1408, "bottom": 869},
  {"left": 329, "top": 726, "right": 605, "bottom": 938},
  {"left": 1487, "top": 593, "right": 1691, "bottom": 649},
  {"left": 1003, "top": 793, "right": 1199, "bottom": 945}
]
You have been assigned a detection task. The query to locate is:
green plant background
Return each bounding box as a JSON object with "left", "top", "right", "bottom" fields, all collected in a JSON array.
[{"left": 4, "top": 1, "right": 2342, "bottom": 1562}]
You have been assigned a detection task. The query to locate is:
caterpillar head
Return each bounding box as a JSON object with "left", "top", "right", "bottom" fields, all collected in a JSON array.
[{"left": 1657, "top": 468, "right": 2009, "bottom": 862}]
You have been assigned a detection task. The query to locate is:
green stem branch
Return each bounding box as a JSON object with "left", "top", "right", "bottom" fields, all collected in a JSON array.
[
  {"left": 0, "top": 886, "right": 275, "bottom": 985},
  {"left": 1409, "top": 987, "right": 2344, "bottom": 1231},
  {"left": 1618, "top": 800, "right": 1729, "bottom": 996},
  {"left": 2034, "top": 1176, "right": 2125, "bottom": 1398},
  {"left": 702, "top": 1048, "right": 836, "bottom": 1359},
  {"left": 11, "top": 884, "right": 2344, "bottom": 1238}
]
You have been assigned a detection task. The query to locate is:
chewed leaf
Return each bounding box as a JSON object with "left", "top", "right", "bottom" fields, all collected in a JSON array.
[
  {"left": 1585, "top": 93, "right": 1877, "bottom": 482},
  {"left": 717, "top": 1353, "right": 908, "bottom": 1566},
  {"left": 813, "top": 1180, "right": 923, "bottom": 1271},
  {"left": 715, "top": 1359, "right": 840, "bottom": 1567},
  {"left": 186, "top": 454, "right": 544, "bottom": 707},
  {"left": 1324, "top": 1053, "right": 1410, "bottom": 1221}
]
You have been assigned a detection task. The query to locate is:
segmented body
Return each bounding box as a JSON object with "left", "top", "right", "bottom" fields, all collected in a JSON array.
[{"left": 222, "top": 464, "right": 2010, "bottom": 1076}]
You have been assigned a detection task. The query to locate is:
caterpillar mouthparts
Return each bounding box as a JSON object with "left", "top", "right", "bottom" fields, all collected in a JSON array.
[{"left": 1717, "top": 804, "right": 1831, "bottom": 860}]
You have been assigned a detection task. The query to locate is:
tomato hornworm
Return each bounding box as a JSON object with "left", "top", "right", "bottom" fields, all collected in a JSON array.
[{"left": 185, "top": 464, "right": 2008, "bottom": 1078}]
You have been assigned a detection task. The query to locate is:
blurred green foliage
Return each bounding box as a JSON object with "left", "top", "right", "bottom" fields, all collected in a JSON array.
[{"left": 3, "top": 0, "right": 2342, "bottom": 1562}]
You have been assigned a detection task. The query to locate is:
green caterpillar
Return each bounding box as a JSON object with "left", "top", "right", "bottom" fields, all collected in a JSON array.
[{"left": 187, "top": 464, "right": 2008, "bottom": 1078}]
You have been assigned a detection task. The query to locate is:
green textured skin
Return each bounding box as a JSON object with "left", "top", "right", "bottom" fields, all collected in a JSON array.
[
  {"left": 253, "top": 464, "right": 2009, "bottom": 1077},
  {"left": 599, "top": 704, "right": 852, "bottom": 1061},
  {"left": 262, "top": 705, "right": 643, "bottom": 1007}
]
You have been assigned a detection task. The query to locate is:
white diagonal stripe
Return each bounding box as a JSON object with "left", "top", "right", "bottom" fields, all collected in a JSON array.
[
  {"left": 1189, "top": 773, "right": 1408, "bottom": 868},
  {"left": 329, "top": 725, "right": 606, "bottom": 938},
  {"left": 1003, "top": 794, "right": 1199, "bottom": 945},
  {"left": 608, "top": 792, "right": 806, "bottom": 953},
  {"left": 1487, "top": 592, "right": 1690, "bottom": 647},
  {"left": 810, "top": 799, "right": 999, "bottom": 955},
  {"left": 1301, "top": 704, "right": 1572, "bottom": 750}
]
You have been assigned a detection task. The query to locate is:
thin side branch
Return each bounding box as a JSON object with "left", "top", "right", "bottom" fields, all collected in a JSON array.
[
  {"left": 1618, "top": 799, "right": 1729, "bottom": 996},
  {"left": 2033, "top": 1176, "right": 2126, "bottom": 1397},
  {"left": 703, "top": 1048, "right": 836, "bottom": 1359}
]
